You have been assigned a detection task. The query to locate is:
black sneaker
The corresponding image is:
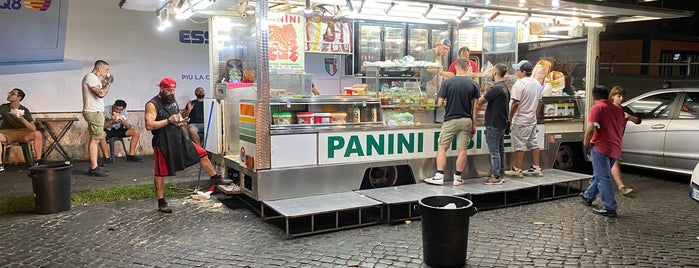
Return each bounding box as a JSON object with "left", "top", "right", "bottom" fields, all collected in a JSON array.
[
  {"left": 592, "top": 208, "right": 617, "bottom": 217},
  {"left": 126, "top": 155, "right": 144, "bottom": 162},
  {"left": 580, "top": 193, "right": 593, "bottom": 206},
  {"left": 87, "top": 167, "right": 108, "bottom": 177},
  {"left": 210, "top": 174, "right": 232, "bottom": 185}
]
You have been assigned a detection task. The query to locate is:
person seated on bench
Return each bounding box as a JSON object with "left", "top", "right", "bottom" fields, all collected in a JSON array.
[
  {"left": 99, "top": 99, "right": 143, "bottom": 163},
  {"left": 182, "top": 87, "right": 205, "bottom": 146},
  {"left": 0, "top": 88, "right": 46, "bottom": 171}
]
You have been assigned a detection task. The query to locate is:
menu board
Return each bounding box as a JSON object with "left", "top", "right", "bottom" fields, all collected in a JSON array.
[
  {"left": 269, "top": 12, "right": 305, "bottom": 72},
  {"left": 457, "top": 26, "right": 483, "bottom": 52}
]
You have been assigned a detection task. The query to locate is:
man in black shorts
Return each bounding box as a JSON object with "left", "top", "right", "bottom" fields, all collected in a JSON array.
[{"left": 99, "top": 99, "right": 143, "bottom": 163}]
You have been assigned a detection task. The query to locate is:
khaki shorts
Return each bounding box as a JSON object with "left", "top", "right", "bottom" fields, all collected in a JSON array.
[
  {"left": 0, "top": 128, "right": 34, "bottom": 143},
  {"left": 511, "top": 123, "right": 539, "bottom": 151},
  {"left": 438, "top": 117, "right": 473, "bottom": 149},
  {"left": 83, "top": 111, "right": 105, "bottom": 140}
]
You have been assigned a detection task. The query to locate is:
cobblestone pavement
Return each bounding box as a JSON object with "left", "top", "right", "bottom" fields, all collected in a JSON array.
[{"left": 1, "top": 169, "right": 698, "bottom": 267}]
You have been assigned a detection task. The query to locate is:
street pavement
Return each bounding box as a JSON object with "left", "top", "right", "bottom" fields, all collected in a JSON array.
[{"left": 1, "top": 161, "right": 698, "bottom": 267}]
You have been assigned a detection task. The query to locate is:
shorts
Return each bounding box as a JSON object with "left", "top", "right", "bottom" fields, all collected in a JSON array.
[
  {"left": 153, "top": 141, "right": 207, "bottom": 177},
  {"left": 0, "top": 128, "right": 34, "bottom": 143},
  {"left": 104, "top": 127, "right": 128, "bottom": 139},
  {"left": 83, "top": 111, "right": 105, "bottom": 140},
  {"left": 438, "top": 117, "right": 473, "bottom": 149},
  {"left": 189, "top": 123, "right": 204, "bottom": 134},
  {"left": 510, "top": 123, "right": 539, "bottom": 151}
]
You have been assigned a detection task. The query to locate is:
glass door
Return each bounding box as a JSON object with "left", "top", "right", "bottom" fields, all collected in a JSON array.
[
  {"left": 357, "top": 23, "right": 382, "bottom": 73},
  {"left": 383, "top": 24, "right": 406, "bottom": 61},
  {"left": 408, "top": 26, "right": 428, "bottom": 61}
]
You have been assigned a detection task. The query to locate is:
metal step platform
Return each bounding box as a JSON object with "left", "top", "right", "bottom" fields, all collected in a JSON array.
[{"left": 249, "top": 169, "right": 591, "bottom": 237}]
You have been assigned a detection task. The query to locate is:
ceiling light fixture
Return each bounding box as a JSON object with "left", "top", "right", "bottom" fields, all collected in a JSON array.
[
  {"left": 454, "top": 7, "right": 468, "bottom": 23},
  {"left": 346, "top": 0, "right": 353, "bottom": 12},
  {"left": 236, "top": 0, "right": 249, "bottom": 18},
  {"left": 522, "top": 13, "right": 531, "bottom": 24},
  {"left": 422, "top": 3, "right": 433, "bottom": 19},
  {"left": 357, "top": 0, "right": 365, "bottom": 13},
  {"left": 304, "top": 0, "right": 312, "bottom": 15},
  {"left": 383, "top": 2, "right": 395, "bottom": 15}
]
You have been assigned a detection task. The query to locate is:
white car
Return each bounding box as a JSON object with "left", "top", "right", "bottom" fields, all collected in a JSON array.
[
  {"left": 621, "top": 88, "right": 699, "bottom": 175},
  {"left": 691, "top": 163, "right": 699, "bottom": 203}
]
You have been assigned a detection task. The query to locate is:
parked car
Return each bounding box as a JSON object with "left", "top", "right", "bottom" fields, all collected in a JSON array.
[
  {"left": 691, "top": 163, "right": 699, "bottom": 203},
  {"left": 621, "top": 88, "right": 699, "bottom": 175}
]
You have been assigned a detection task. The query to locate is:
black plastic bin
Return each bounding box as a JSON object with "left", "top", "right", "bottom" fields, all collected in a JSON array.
[
  {"left": 419, "top": 195, "right": 477, "bottom": 268},
  {"left": 28, "top": 163, "right": 73, "bottom": 214}
]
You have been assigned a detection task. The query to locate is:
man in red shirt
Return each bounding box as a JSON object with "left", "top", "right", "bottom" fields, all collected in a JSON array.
[
  {"left": 448, "top": 47, "right": 478, "bottom": 75},
  {"left": 579, "top": 85, "right": 627, "bottom": 217}
]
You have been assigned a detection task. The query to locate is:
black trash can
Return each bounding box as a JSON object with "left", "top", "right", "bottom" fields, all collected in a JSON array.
[
  {"left": 28, "top": 163, "right": 73, "bottom": 214},
  {"left": 419, "top": 195, "right": 477, "bottom": 268}
]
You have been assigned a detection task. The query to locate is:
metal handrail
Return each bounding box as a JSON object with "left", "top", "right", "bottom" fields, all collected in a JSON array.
[{"left": 599, "top": 61, "right": 698, "bottom": 76}]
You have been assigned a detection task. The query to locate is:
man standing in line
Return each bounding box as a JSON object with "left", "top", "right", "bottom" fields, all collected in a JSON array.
[
  {"left": 183, "top": 87, "right": 205, "bottom": 146},
  {"left": 81, "top": 60, "right": 113, "bottom": 177},
  {"left": 448, "top": 46, "right": 479, "bottom": 75},
  {"left": 420, "top": 38, "right": 454, "bottom": 95},
  {"left": 145, "top": 77, "right": 233, "bottom": 213},
  {"left": 0, "top": 88, "right": 46, "bottom": 171},
  {"left": 579, "top": 86, "right": 627, "bottom": 217},
  {"left": 504, "top": 60, "right": 543, "bottom": 178},
  {"left": 99, "top": 100, "right": 144, "bottom": 163},
  {"left": 477, "top": 63, "right": 509, "bottom": 185},
  {"left": 424, "top": 58, "right": 480, "bottom": 186}
]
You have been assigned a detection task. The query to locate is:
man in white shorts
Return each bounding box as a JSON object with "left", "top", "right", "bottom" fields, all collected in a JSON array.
[{"left": 505, "top": 60, "right": 543, "bottom": 177}]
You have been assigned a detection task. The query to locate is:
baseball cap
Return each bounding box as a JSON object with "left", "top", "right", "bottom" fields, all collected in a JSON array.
[
  {"left": 438, "top": 38, "right": 451, "bottom": 47},
  {"left": 157, "top": 77, "right": 177, "bottom": 88},
  {"left": 512, "top": 60, "right": 533, "bottom": 72}
]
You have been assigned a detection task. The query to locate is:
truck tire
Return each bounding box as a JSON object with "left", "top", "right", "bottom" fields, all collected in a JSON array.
[{"left": 554, "top": 144, "right": 579, "bottom": 171}]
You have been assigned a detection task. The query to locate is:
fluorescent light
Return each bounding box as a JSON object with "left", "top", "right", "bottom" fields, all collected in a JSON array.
[
  {"left": 175, "top": 8, "right": 194, "bottom": 20},
  {"left": 583, "top": 21, "right": 604, "bottom": 27},
  {"left": 193, "top": 0, "right": 213, "bottom": 10},
  {"left": 348, "top": 12, "right": 446, "bottom": 25}
]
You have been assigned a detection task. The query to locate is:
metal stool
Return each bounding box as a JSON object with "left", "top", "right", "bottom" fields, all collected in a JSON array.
[
  {"left": 2, "top": 141, "right": 34, "bottom": 166},
  {"left": 106, "top": 137, "right": 128, "bottom": 163}
]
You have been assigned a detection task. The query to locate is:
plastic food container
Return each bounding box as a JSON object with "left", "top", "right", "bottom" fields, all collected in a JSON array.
[
  {"left": 314, "top": 113, "right": 331, "bottom": 124},
  {"left": 330, "top": 112, "right": 347, "bottom": 124},
  {"left": 272, "top": 112, "right": 292, "bottom": 125},
  {"left": 297, "top": 112, "right": 315, "bottom": 124}
]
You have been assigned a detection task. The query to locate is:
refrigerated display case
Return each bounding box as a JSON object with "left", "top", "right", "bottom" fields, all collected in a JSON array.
[
  {"left": 407, "top": 25, "right": 449, "bottom": 61},
  {"left": 355, "top": 22, "right": 406, "bottom": 74}
]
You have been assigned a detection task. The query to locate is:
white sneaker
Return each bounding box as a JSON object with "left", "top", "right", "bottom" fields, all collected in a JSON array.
[
  {"left": 523, "top": 166, "right": 543, "bottom": 177},
  {"left": 424, "top": 173, "right": 445, "bottom": 185},
  {"left": 0, "top": 164, "right": 4, "bottom": 172},
  {"left": 453, "top": 176, "right": 464, "bottom": 186},
  {"left": 504, "top": 167, "right": 523, "bottom": 178}
]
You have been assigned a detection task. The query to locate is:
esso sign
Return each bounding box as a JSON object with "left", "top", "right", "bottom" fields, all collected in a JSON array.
[{"left": 179, "top": 30, "right": 209, "bottom": 44}]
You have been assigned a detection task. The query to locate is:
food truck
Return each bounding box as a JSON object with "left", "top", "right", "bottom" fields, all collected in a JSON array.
[{"left": 153, "top": 0, "right": 691, "bottom": 236}]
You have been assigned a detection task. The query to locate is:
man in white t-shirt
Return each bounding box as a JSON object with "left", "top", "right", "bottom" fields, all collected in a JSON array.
[
  {"left": 81, "top": 60, "right": 113, "bottom": 177},
  {"left": 505, "top": 60, "right": 543, "bottom": 177}
]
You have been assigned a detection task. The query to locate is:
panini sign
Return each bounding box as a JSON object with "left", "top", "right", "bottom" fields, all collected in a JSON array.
[{"left": 319, "top": 126, "right": 545, "bottom": 165}]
